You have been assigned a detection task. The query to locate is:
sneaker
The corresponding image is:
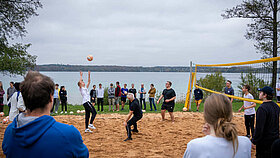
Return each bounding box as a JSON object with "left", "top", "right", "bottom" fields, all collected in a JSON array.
[
  {"left": 60, "top": 111, "right": 64, "bottom": 114},
  {"left": 124, "top": 137, "right": 132, "bottom": 141},
  {"left": 132, "top": 129, "right": 139, "bottom": 133},
  {"left": 121, "top": 108, "right": 124, "bottom": 111},
  {"left": 85, "top": 129, "right": 93, "bottom": 133},
  {"left": 65, "top": 111, "right": 67, "bottom": 114},
  {"left": 55, "top": 111, "right": 58, "bottom": 114},
  {"left": 88, "top": 124, "right": 96, "bottom": 129}
]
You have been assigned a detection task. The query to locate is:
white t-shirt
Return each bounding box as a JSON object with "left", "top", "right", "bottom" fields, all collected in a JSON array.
[
  {"left": 243, "top": 93, "right": 255, "bottom": 115},
  {"left": 276, "top": 82, "right": 280, "bottom": 96},
  {"left": 79, "top": 87, "right": 90, "bottom": 104},
  {"left": 183, "top": 135, "right": 251, "bottom": 158},
  {"left": 96, "top": 88, "right": 104, "bottom": 98},
  {"left": 7, "top": 92, "right": 26, "bottom": 121}
]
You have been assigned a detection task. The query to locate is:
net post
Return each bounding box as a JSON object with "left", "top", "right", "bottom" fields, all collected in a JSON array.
[{"left": 188, "top": 61, "right": 193, "bottom": 110}]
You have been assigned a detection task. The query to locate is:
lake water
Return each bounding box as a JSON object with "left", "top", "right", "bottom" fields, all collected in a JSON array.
[{"left": 0, "top": 72, "right": 260, "bottom": 105}]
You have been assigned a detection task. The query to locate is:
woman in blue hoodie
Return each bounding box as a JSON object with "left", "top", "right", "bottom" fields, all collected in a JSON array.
[{"left": 2, "top": 71, "right": 89, "bottom": 158}]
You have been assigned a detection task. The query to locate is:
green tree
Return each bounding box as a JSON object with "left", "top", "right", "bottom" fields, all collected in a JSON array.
[
  {"left": 197, "top": 72, "right": 226, "bottom": 97},
  {"left": 0, "top": 0, "right": 42, "bottom": 75},
  {"left": 238, "top": 72, "right": 270, "bottom": 99},
  {"left": 222, "top": 0, "right": 279, "bottom": 95}
]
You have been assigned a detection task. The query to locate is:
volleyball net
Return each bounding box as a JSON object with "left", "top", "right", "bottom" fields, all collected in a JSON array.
[{"left": 184, "top": 57, "right": 280, "bottom": 110}]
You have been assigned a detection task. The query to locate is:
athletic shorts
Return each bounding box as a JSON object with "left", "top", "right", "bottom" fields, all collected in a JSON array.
[
  {"left": 91, "top": 97, "right": 96, "bottom": 104},
  {"left": 277, "top": 96, "right": 280, "bottom": 102},
  {"left": 121, "top": 97, "right": 127, "bottom": 102},
  {"left": 161, "top": 103, "right": 175, "bottom": 112},
  {"left": 195, "top": 99, "right": 202, "bottom": 104}
]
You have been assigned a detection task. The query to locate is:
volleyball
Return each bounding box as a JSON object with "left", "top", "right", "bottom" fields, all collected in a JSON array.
[
  {"left": 87, "top": 55, "right": 93, "bottom": 61},
  {"left": 0, "top": 112, "right": 4, "bottom": 117},
  {"left": 124, "top": 91, "right": 128, "bottom": 95},
  {"left": 70, "top": 111, "right": 74, "bottom": 114},
  {"left": 183, "top": 107, "right": 188, "bottom": 112},
  {"left": 77, "top": 110, "right": 81, "bottom": 113},
  {"left": 2, "top": 118, "right": 8, "bottom": 124}
]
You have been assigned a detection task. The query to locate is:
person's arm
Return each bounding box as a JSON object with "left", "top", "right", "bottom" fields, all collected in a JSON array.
[
  {"left": 244, "top": 102, "right": 256, "bottom": 110},
  {"left": 157, "top": 95, "right": 164, "bottom": 104},
  {"left": 252, "top": 107, "right": 266, "bottom": 145},
  {"left": 86, "top": 71, "right": 90, "bottom": 89},
  {"left": 124, "top": 111, "right": 133, "bottom": 126},
  {"left": 17, "top": 93, "right": 26, "bottom": 112},
  {"left": 165, "top": 96, "right": 176, "bottom": 103},
  {"left": 238, "top": 105, "right": 244, "bottom": 112},
  {"left": 143, "top": 89, "right": 146, "bottom": 94},
  {"left": 79, "top": 71, "right": 83, "bottom": 84}
]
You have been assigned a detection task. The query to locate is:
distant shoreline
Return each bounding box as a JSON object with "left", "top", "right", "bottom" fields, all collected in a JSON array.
[{"left": 33, "top": 64, "right": 271, "bottom": 73}]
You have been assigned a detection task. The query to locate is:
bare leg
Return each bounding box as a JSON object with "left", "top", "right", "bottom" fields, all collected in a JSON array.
[
  {"left": 169, "top": 112, "right": 175, "bottom": 123},
  {"left": 161, "top": 110, "right": 166, "bottom": 121}
]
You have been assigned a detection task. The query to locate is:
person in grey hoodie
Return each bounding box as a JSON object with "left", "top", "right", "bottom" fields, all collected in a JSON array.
[{"left": 108, "top": 83, "right": 115, "bottom": 111}]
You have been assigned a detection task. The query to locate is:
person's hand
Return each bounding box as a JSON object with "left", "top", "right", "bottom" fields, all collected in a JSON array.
[
  {"left": 157, "top": 100, "right": 160, "bottom": 104},
  {"left": 251, "top": 144, "right": 256, "bottom": 150},
  {"left": 244, "top": 107, "right": 247, "bottom": 110},
  {"left": 202, "top": 123, "right": 211, "bottom": 135},
  {"left": 238, "top": 108, "right": 242, "bottom": 112},
  {"left": 123, "top": 121, "right": 127, "bottom": 127},
  {"left": 165, "top": 99, "right": 170, "bottom": 103},
  {"left": 80, "top": 71, "right": 83, "bottom": 76}
]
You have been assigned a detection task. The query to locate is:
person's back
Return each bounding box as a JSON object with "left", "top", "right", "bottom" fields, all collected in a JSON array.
[
  {"left": 2, "top": 71, "right": 89, "bottom": 158},
  {"left": 184, "top": 135, "right": 251, "bottom": 158},
  {"left": 3, "top": 113, "right": 88, "bottom": 158}
]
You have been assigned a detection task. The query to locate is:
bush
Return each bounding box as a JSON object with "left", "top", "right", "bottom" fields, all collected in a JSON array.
[
  {"left": 238, "top": 72, "right": 270, "bottom": 99},
  {"left": 197, "top": 72, "right": 226, "bottom": 97}
]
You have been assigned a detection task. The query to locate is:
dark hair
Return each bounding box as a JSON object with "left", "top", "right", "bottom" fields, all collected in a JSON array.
[
  {"left": 14, "top": 82, "right": 20, "bottom": 91},
  {"left": 61, "top": 86, "right": 65, "bottom": 89},
  {"left": 20, "top": 71, "right": 55, "bottom": 112},
  {"left": 151, "top": 84, "right": 154, "bottom": 87},
  {"left": 99, "top": 83, "right": 102, "bottom": 86},
  {"left": 167, "top": 81, "right": 172, "bottom": 86},
  {"left": 116, "top": 81, "right": 119, "bottom": 85},
  {"left": 227, "top": 80, "right": 232, "bottom": 84},
  {"left": 110, "top": 83, "right": 113, "bottom": 86},
  {"left": 244, "top": 85, "right": 250, "bottom": 91},
  {"left": 93, "top": 85, "right": 96, "bottom": 87},
  {"left": 263, "top": 91, "right": 274, "bottom": 100},
  {"left": 10, "top": 82, "right": 14, "bottom": 85},
  {"left": 0, "top": 81, "right": 3, "bottom": 91},
  {"left": 77, "top": 82, "right": 80, "bottom": 87},
  {"left": 55, "top": 84, "right": 59, "bottom": 86}
]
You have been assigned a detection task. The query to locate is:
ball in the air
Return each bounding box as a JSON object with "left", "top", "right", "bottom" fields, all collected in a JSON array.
[
  {"left": 124, "top": 91, "right": 128, "bottom": 95},
  {"left": 0, "top": 112, "right": 4, "bottom": 117},
  {"left": 87, "top": 55, "right": 93, "bottom": 61},
  {"left": 183, "top": 107, "right": 188, "bottom": 112}
]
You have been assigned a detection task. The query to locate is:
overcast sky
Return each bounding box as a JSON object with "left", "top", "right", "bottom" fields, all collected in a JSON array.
[{"left": 16, "top": 0, "right": 262, "bottom": 66}]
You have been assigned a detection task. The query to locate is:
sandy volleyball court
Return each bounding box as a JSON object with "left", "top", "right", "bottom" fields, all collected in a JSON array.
[{"left": 1, "top": 112, "right": 255, "bottom": 157}]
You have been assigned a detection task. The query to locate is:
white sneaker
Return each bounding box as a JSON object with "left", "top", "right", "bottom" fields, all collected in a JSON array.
[
  {"left": 55, "top": 111, "right": 58, "bottom": 114},
  {"left": 85, "top": 129, "right": 93, "bottom": 133},
  {"left": 65, "top": 111, "right": 67, "bottom": 114},
  {"left": 88, "top": 124, "right": 96, "bottom": 129},
  {"left": 60, "top": 111, "right": 64, "bottom": 114}
]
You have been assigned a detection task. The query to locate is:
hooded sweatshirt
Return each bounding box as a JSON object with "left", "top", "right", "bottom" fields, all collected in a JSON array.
[{"left": 2, "top": 113, "right": 89, "bottom": 158}]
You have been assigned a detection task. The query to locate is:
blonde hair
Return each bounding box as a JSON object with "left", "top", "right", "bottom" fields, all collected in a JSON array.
[{"left": 204, "top": 94, "right": 238, "bottom": 156}]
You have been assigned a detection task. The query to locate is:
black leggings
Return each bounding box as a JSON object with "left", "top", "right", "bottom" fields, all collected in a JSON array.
[
  {"left": 97, "top": 98, "right": 104, "bottom": 111},
  {"left": 83, "top": 101, "right": 97, "bottom": 129},
  {"left": 245, "top": 114, "right": 255, "bottom": 136}
]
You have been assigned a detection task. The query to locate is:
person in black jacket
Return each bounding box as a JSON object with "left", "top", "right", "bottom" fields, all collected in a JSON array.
[
  {"left": 59, "top": 86, "right": 67, "bottom": 114},
  {"left": 194, "top": 84, "right": 203, "bottom": 112},
  {"left": 252, "top": 86, "right": 280, "bottom": 158},
  {"left": 90, "top": 85, "right": 97, "bottom": 106}
]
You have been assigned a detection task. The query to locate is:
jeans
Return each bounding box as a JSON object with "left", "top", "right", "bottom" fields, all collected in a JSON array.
[
  {"left": 139, "top": 98, "right": 146, "bottom": 110},
  {"left": 149, "top": 98, "right": 157, "bottom": 111},
  {"left": 97, "top": 98, "right": 104, "bottom": 111},
  {"left": 51, "top": 98, "right": 59, "bottom": 113}
]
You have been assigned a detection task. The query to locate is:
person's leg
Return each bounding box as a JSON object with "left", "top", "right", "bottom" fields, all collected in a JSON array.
[
  {"left": 149, "top": 98, "right": 153, "bottom": 111},
  {"left": 250, "top": 114, "right": 255, "bottom": 137},
  {"left": 55, "top": 99, "right": 59, "bottom": 113},
  {"left": 143, "top": 99, "right": 146, "bottom": 110},
  {"left": 244, "top": 115, "right": 250, "bottom": 137},
  {"left": 65, "top": 101, "right": 67, "bottom": 112},
  {"left": 101, "top": 98, "right": 104, "bottom": 111},
  {"left": 88, "top": 102, "right": 97, "bottom": 124},
  {"left": 108, "top": 98, "right": 112, "bottom": 111},
  {"left": 112, "top": 98, "right": 115, "bottom": 111},
  {"left": 168, "top": 112, "right": 175, "bottom": 123},
  {"left": 97, "top": 98, "right": 100, "bottom": 111},
  {"left": 125, "top": 117, "right": 137, "bottom": 140},
  {"left": 132, "top": 121, "right": 138, "bottom": 132},
  {"left": 51, "top": 99, "right": 55, "bottom": 113},
  {"left": 152, "top": 98, "right": 157, "bottom": 111},
  {"left": 61, "top": 101, "right": 64, "bottom": 112},
  {"left": 83, "top": 103, "right": 90, "bottom": 129},
  {"left": 161, "top": 110, "right": 166, "bottom": 120},
  {"left": 139, "top": 98, "right": 143, "bottom": 109}
]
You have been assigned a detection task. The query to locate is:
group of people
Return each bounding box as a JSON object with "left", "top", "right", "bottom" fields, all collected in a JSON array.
[
  {"left": 88, "top": 82, "right": 158, "bottom": 112},
  {"left": 2, "top": 71, "right": 280, "bottom": 158},
  {"left": 78, "top": 71, "right": 177, "bottom": 136},
  {"left": 192, "top": 79, "right": 280, "bottom": 158}
]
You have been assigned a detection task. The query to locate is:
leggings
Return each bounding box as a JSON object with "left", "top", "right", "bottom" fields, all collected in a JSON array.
[
  {"left": 83, "top": 101, "right": 97, "bottom": 129},
  {"left": 61, "top": 101, "right": 67, "bottom": 112},
  {"left": 244, "top": 114, "right": 255, "bottom": 136}
]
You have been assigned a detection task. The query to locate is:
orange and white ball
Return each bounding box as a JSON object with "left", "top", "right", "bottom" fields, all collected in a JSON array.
[
  {"left": 182, "top": 107, "right": 188, "bottom": 112},
  {"left": 0, "top": 112, "right": 4, "bottom": 117},
  {"left": 87, "top": 55, "right": 93, "bottom": 61},
  {"left": 2, "top": 118, "right": 8, "bottom": 124}
]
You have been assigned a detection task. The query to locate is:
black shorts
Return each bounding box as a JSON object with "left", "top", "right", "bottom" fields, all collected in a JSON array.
[
  {"left": 277, "top": 96, "right": 280, "bottom": 102},
  {"left": 121, "top": 97, "right": 127, "bottom": 102},
  {"left": 161, "top": 103, "right": 175, "bottom": 112},
  {"left": 91, "top": 97, "right": 96, "bottom": 104}
]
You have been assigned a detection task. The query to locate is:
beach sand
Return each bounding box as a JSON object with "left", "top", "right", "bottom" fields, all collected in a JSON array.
[{"left": 1, "top": 112, "right": 256, "bottom": 157}]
